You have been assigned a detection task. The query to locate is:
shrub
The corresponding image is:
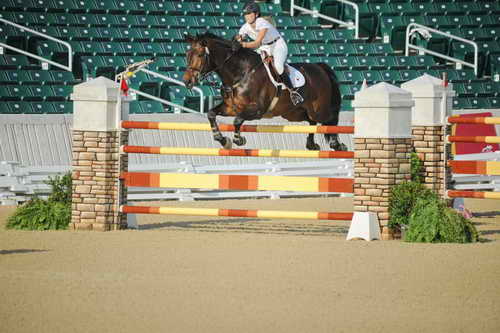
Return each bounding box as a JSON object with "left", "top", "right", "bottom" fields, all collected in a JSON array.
[
  {"left": 6, "top": 198, "right": 71, "bottom": 230},
  {"left": 410, "top": 152, "right": 424, "bottom": 183},
  {"left": 388, "top": 181, "right": 437, "bottom": 229},
  {"left": 404, "top": 196, "right": 478, "bottom": 243},
  {"left": 6, "top": 172, "right": 72, "bottom": 230}
]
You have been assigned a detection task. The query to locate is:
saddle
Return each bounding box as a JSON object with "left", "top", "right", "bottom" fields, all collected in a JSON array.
[{"left": 261, "top": 52, "right": 306, "bottom": 89}]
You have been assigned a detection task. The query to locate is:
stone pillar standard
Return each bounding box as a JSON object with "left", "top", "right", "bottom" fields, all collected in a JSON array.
[
  {"left": 70, "top": 77, "right": 129, "bottom": 231},
  {"left": 352, "top": 82, "right": 414, "bottom": 238},
  {"left": 401, "top": 74, "right": 455, "bottom": 196}
]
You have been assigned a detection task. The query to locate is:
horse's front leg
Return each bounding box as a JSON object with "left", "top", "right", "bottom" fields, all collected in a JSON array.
[
  {"left": 207, "top": 103, "right": 232, "bottom": 149},
  {"left": 232, "top": 116, "right": 247, "bottom": 146}
]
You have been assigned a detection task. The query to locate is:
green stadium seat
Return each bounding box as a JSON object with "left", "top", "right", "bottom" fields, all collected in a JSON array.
[
  {"left": 400, "top": 69, "right": 421, "bottom": 82},
  {"left": 0, "top": 55, "right": 30, "bottom": 70},
  {"left": 336, "top": 56, "right": 357, "bottom": 70},
  {"left": 129, "top": 100, "right": 142, "bottom": 114},
  {"left": 196, "top": 16, "right": 219, "bottom": 28},
  {"left": 7, "top": 101, "right": 31, "bottom": 114},
  {"left": 409, "top": 55, "right": 435, "bottom": 69},
  {"left": 487, "top": 97, "right": 500, "bottom": 108},
  {"left": 29, "top": 70, "right": 54, "bottom": 84},
  {"left": 0, "top": 85, "right": 12, "bottom": 101},
  {"left": 139, "top": 100, "right": 165, "bottom": 113},
  {"left": 362, "top": 70, "right": 384, "bottom": 84},
  {"left": 379, "top": 70, "right": 402, "bottom": 84},
  {"left": 8, "top": 85, "right": 33, "bottom": 100},
  {"left": 29, "top": 85, "right": 55, "bottom": 101},
  {"left": 50, "top": 70, "right": 76, "bottom": 85},
  {"left": 261, "top": 3, "right": 282, "bottom": 16},
  {"left": 53, "top": 0, "right": 83, "bottom": 13},
  {"left": 213, "top": 3, "right": 244, "bottom": 16},
  {"left": 445, "top": 69, "right": 478, "bottom": 83},
  {"left": 453, "top": 97, "right": 472, "bottom": 110},
  {"left": 31, "top": 102, "right": 56, "bottom": 114},
  {"left": 96, "top": 14, "right": 120, "bottom": 27},
  {"left": 53, "top": 101, "right": 73, "bottom": 113},
  {"left": 481, "top": 81, "right": 500, "bottom": 97},
  {"left": 337, "top": 71, "right": 364, "bottom": 84},
  {"left": 457, "top": 2, "right": 488, "bottom": 16},
  {"left": 5, "top": 70, "right": 32, "bottom": 84},
  {"left": 51, "top": 85, "right": 72, "bottom": 100},
  {"left": 376, "top": 56, "right": 398, "bottom": 69}
]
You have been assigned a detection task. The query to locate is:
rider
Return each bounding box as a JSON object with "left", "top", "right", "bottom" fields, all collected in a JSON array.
[{"left": 235, "top": 1, "right": 303, "bottom": 105}]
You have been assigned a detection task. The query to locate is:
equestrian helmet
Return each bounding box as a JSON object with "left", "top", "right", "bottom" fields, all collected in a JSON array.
[{"left": 243, "top": 2, "right": 260, "bottom": 16}]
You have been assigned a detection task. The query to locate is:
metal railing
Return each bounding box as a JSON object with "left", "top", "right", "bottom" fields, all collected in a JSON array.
[
  {"left": 115, "top": 61, "right": 206, "bottom": 114},
  {"left": 290, "top": 0, "right": 359, "bottom": 39},
  {"left": 0, "top": 18, "right": 72, "bottom": 72},
  {"left": 405, "top": 23, "right": 478, "bottom": 76}
]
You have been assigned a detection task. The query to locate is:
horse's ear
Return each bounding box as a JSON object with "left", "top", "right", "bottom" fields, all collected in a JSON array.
[{"left": 185, "top": 34, "right": 195, "bottom": 43}]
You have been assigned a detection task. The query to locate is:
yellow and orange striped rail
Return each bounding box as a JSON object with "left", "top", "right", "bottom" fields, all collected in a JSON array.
[
  {"left": 447, "top": 136, "right": 500, "bottom": 144},
  {"left": 448, "top": 116, "right": 500, "bottom": 125},
  {"left": 448, "top": 190, "right": 500, "bottom": 200},
  {"left": 120, "top": 172, "right": 354, "bottom": 193},
  {"left": 449, "top": 161, "right": 500, "bottom": 175},
  {"left": 121, "top": 205, "right": 354, "bottom": 221},
  {"left": 121, "top": 121, "right": 354, "bottom": 134},
  {"left": 122, "top": 145, "right": 354, "bottom": 159}
]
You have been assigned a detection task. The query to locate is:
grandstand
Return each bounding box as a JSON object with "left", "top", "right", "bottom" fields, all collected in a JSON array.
[
  {"left": 1, "top": 0, "right": 500, "bottom": 203},
  {"left": 0, "top": 0, "right": 499, "bottom": 113}
]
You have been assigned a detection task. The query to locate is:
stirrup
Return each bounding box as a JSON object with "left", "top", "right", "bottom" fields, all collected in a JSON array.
[{"left": 290, "top": 90, "right": 303, "bottom": 106}]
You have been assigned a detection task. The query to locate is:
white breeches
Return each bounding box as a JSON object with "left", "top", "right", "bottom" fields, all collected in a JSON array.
[{"left": 258, "top": 38, "right": 288, "bottom": 75}]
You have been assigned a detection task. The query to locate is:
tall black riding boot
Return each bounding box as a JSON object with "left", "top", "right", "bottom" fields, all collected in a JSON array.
[{"left": 279, "top": 73, "right": 303, "bottom": 106}]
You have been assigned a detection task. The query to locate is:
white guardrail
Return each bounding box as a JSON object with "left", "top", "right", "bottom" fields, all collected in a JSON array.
[
  {"left": 290, "top": 0, "right": 359, "bottom": 39},
  {"left": 405, "top": 23, "right": 478, "bottom": 75},
  {"left": 0, "top": 18, "right": 72, "bottom": 71}
]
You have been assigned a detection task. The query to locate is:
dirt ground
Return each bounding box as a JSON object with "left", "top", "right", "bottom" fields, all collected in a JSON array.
[{"left": 1, "top": 197, "right": 499, "bottom": 333}]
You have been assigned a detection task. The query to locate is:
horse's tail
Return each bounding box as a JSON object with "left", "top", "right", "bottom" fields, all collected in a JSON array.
[{"left": 316, "top": 63, "right": 342, "bottom": 144}]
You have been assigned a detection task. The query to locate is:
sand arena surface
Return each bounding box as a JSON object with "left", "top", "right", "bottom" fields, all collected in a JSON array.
[{"left": 1, "top": 197, "right": 500, "bottom": 333}]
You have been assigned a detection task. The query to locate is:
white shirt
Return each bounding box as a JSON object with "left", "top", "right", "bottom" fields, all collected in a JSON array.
[{"left": 239, "top": 17, "right": 281, "bottom": 44}]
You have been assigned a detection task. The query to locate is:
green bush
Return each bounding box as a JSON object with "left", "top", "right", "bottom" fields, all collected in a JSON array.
[
  {"left": 6, "top": 172, "right": 72, "bottom": 230},
  {"left": 410, "top": 152, "right": 424, "bottom": 183},
  {"left": 6, "top": 198, "right": 71, "bottom": 230},
  {"left": 404, "top": 196, "right": 478, "bottom": 243},
  {"left": 388, "top": 181, "right": 437, "bottom": 229},
  {"left": 46, "top": 173, "right": 72, "bottom": 204}
]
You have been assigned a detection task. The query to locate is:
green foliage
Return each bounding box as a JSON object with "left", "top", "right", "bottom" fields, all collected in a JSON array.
[
  {"left": 404, "top": 196, "right": 478, "bottom": 243},
  {"left": 410, "top": 152, "right": 424, "bottom": 183},
  {"left": 388, "top": 181, "right": 437, "bottom": 229},
  {"left": 6, "top": 172, "right": 72, "bottom": 230},
  {"left": 6, "top": 198, "right": 71, "bottom": 230},
  {"left": 46, "top": 173, "right": 72, "bottom": 204}
]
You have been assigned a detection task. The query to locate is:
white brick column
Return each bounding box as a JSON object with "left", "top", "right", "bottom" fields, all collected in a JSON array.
[
  {"left": 352, "top": 82, "right": 414, "bottom": 239},
  {"left": 70, "top": 77, "right": 129, "bottom": 231},
  {"left": 402, "top": 74, "right": 455, "bottom": 196}
]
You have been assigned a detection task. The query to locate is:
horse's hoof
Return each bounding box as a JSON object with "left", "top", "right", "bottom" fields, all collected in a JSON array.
[
  {"left": 306, "top": 143, "right": 320, "bottom": 151},
  {"left": 233, "top": 136, "right": 246, "bottom": 146},
  {"left": 222, "top": 137, "right": 232, "bottom": 149},
  {"left": 330, "top": 141, "right": 347, "bottom": 151}
]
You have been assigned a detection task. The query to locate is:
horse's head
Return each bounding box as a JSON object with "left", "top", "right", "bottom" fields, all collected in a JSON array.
[{"left": 183, "top": 34, "right": 213, "bottom": 89}]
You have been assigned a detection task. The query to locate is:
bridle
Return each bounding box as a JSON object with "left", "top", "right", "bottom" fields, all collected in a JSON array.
[{"left": 186, "top": 43, "right": 237, "bottom": 84}]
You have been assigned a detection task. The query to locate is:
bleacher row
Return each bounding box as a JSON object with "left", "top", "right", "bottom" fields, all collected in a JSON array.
[{"left": 1, "top": 0, "right": 500, "bottom": 114}]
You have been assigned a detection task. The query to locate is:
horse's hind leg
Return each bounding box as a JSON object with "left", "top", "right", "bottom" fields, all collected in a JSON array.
[
  {"left": 232, "top": 116, "right": 247, "bottom": 146},
  {"left": 329, "top": 134, "right": 347, "bottom": 151},
  {"left": 208, "top": 103, "right": 232, "bottom": 149},
  {"left": 305, "top": 121, "right": 320, "bottom": 150}
]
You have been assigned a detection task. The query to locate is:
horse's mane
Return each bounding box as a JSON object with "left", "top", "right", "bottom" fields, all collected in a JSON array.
[{"left": 197, "top": 32, "right": 260, "bottom": 60}]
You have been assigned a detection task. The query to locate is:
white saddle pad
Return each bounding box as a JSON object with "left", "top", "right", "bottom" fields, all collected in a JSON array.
[{"left": 286, "top": 64, "right": 305, "bottom": 88}]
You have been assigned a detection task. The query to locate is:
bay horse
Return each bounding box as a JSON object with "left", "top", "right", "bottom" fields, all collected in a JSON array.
[{"left": 183, "top": 32, "right": 346, "bottom": 151}]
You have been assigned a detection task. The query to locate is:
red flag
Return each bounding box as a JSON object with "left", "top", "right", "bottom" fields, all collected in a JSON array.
[{"left": 120, "top": 78, "right": 129, "bottom": 96}]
